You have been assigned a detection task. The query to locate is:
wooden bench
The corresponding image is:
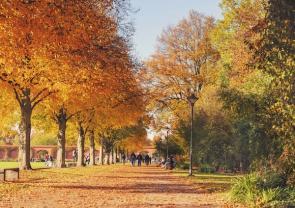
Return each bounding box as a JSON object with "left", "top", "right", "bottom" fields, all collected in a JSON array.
[{"left": 0, "top": 168, "right": 19, "bottom": 181}]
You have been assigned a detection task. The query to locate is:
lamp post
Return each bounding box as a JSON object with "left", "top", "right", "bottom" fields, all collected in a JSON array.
[
  {"left": 165, "top": 127, "right": 170, "bottom": 160},
  {"left": 166, "top": 129, "right": 170, "bottom": 161},
  {"left": 187, "top": 93, "right": 198, "bottom": 176}
]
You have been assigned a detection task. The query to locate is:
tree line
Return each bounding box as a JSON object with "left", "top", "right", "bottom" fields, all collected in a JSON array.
[
  {"left": 145, "top": 0, "right": 294, "bottom": 184},
  {"left": 0, "top": 0, "right": 148, "bottom": 170}
]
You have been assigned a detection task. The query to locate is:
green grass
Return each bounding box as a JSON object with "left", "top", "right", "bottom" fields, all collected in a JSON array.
[
  {"left": 0, "top": 162, "right": 46, "bottom": 169},
  {"left": 172, "top": 169, "right": 240, "bottom": 193}
]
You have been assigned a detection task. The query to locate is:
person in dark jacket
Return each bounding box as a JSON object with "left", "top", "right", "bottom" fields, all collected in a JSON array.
[
  {"left": 144, "top": 154, "right": 150, "bottom": 166},
  {"left": 137, "top": 153, "right": 143, "bottom": 166},
  {"left": 122, "top": 153, "right": 126, "bottom": 165},
  {"left": 130, "top": 152, "right": 136, "bottom": 166}
]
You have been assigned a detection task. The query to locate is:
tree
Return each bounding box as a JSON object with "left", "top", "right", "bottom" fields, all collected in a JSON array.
[
  {"left": 255, "top": 0, "right": 295, "bottom": 182},
  {"left": 0, "top": 1, "right": 64, "bottom": 169},
  {"left": 144, "top": 11, "right": 218, "bottom": 167},
  {"left": 0, "top": 0, "right": 134, "bottom": 169},
  {"left": 145, "top": 11, "right": 218, "bottom": 111}
]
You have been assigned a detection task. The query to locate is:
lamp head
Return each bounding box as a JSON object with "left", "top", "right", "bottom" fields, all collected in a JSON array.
[{"left": 187, "top": 93, "right": 198, "bottom": 105}]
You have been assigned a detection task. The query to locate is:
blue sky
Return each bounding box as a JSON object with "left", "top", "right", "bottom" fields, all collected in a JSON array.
[{"left": 130, "top": 0, "right": 222, "bottom": 60}]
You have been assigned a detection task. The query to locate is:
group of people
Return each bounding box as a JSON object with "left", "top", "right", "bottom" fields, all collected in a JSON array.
[
  {"left": 71, "top": 149, "right": 153, "bottom": 167},
  {"left": 72, "top": 149, "right": 91, "bottom": 165},
  {"left": 159, "top": 155, "right": 176, "bottom": 170},
  {"left": 129, "top": 152, "right": 152, "bottom": 167},
  {"left": 44, "top": 154, "right": 54, "bottom": 167}
]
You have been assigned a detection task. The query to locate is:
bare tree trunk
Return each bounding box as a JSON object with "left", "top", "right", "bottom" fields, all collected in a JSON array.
[
  {"left": 89, "top": 130, "right": 95, "bottom": 166},
  {"left": 111, "top": 148, "right": 114, "bottom": 164},
  {"left": 56, "top": 108, "right": 67, "bottom": 168},
  {"left": 106, "top": 152, "right": 110, "bottom": 165},
  {"left": 99, "top": 145, "right": 104, "bottom": 165},
  {"left": 114, "top": 147, "right": 118, "bottom": 164},
  {"left": 77, "top": 122, "right": 85, "bottom": 167},
  {"left": 19, "top": 97, "right": 32, "bottom": 170},
  {"left": 119, "top": 148, "right": 122, "bottom": 163},
  {"left": 240, "top": 160, "right": 244, "bottom": 173}
]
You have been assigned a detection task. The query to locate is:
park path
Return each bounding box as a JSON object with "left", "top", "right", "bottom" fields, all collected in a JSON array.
[{"left": 0, "top": 165, "right": 228, "bottom": 208}]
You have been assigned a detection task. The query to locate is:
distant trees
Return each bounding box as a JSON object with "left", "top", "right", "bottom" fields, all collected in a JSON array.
[{"left": 147, "top": 0, "right": 294, "bottom": 179}]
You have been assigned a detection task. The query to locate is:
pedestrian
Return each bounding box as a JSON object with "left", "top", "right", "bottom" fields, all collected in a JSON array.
[
  {"left": 122, "top": 153, "right": 126, "bottom": 165},
  {"left": 48, "top": 155, "right": 53, "bottom": 167},
  {"left": 44, "top": 153, "right": 49, "bottom": 166},
  {"left": 144, "top": 154, "right": 150, "bottom": 166},
  {"left": 130, "top": 152, "right": 136, "bottom": 166},
  {"left": 72, "top": 149, "right": 77, "bottom": 162},
  {"left": 85, "top": 153, "right": 90, "bottom": 165},
  {"left": 137, "top": 153, "right": 143, "bottom": 167}
]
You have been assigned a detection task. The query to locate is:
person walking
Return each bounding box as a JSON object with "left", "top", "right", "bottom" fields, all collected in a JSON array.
[
  {"left": 72, "top": 149, "right": 77, "bottom": 162},
  {"left": 130, "top": 152, "right": 136, "bottom": 166},
  {"left": 85, "top": 153, "right": 90, "bottom": 165},
  {"left": 137, "top": 153, "right": 143, "bottom": 167},
  {"left": 122, "top": 153, "right": 126, "bottom": 165},
  {"left": 44, "top": 153, "right": 49, "bottom": 167},
  {"left": 144, "top": 154, "right": 150, "bottom": 166}
]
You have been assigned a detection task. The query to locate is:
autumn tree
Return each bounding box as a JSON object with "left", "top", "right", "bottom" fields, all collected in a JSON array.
[
  {"left": 145, "top": 11, "right": 218, "bottom": 111},
  {"left": 0, "top": 1, "right": 65, "bottom": 169},
  {"left": 0, "top": 0, "right": 134, "bottom": 169},
  {"left": 255, "top": 0, "right": 295, "bottom": 182},
  {"left": 144, "top": 11, "right": 218, "bottom": 165}
]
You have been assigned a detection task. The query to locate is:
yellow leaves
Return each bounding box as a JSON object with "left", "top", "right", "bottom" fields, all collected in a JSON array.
[
  {"left": 0, "top": 0, "right": 145, "bottom": 146},
  {"left": 145, "top": 11, "right": 217, "bottom": 117}
]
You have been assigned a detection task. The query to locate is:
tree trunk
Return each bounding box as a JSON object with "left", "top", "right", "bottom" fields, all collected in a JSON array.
[
  {"left": 111, "top": 148, "right": 114, "bottom": 164},
  {"left": 106, "top": 152, "right": 110, "bottom": 165},
  {"left": 99, "top": 145, "right": 104, "bottom": 165},
  {"left": 56, "top": 108, "right": 67, "bottom": 168},
  {"left": 77, "top": 122, "right": 85, "bottom": 167},
  {"left": 114, "top": 147, "right": 118, "bottom": 164},
  {"left": 119, "top": 148, "right": 122, "bottom": 163},
  {"left": 19, "top": 100, "right": 32, "bottom": 170},
  {"left": 240, "top": 161, "right": 244, "bottom": 173},
  {"left": 89, "top": 130, "right": 95, "bottom": 166}
]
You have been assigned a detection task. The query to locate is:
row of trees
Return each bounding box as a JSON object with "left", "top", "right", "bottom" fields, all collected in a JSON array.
[
  {"left": 0, "top": 0, "right": 148, "bottom": 170},
  {"left": 145, "top": 0, "right": 294, "bottom": 183}
]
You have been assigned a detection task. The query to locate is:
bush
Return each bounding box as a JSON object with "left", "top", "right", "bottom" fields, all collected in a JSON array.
[
  {"left": 258, "top": 171, "right": 287, "bottom": 189},
  {"left": 176, "top": 162, "right": 189, "bottom": 170},
  {"left": 230, "top": 173, "right": 260, "bottom": 206},
  {"left": 199, "top": 164, "right": 216, "bottom": 173},
  {"left": 229, "top": 172, "right": 295, "bottom": 208}
]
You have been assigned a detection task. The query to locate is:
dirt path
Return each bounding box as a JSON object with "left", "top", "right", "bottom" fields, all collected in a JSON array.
[{"left": 0, "top": 165, "right": 228, "bottom": 208}]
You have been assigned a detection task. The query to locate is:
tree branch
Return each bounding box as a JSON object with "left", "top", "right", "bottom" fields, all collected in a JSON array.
[{"left": 32, "top": 91, "right": 54, "bottom": 110}]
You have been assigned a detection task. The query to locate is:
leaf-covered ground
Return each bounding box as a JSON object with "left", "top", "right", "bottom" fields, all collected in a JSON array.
[{"left": 0, "top": 165, "right": 238, "bottom": 208}]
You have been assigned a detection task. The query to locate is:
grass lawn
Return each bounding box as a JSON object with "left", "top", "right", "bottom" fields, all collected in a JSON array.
[
  {"left": 0, "top": 161, "right": 46, "bottom": 169},
  {"left": 172, "top": 169, "right": 240, "bottom": 195}
]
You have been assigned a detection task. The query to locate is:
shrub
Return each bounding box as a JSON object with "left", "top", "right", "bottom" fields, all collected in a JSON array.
[
  {"left": 176, "top": 162, "right": 189, "bottom": 170},
  {"left": 258, "top": 171, "right": 287, "bottom": 189},
  {"left": 199, "top": 164, "right": 216, "bottom": 173},
  {"left": 229, "top": 173, "right": 260, "bottom": 206},
  {"left": 229, "top": 172, "right": 295, "bottom": 208}
]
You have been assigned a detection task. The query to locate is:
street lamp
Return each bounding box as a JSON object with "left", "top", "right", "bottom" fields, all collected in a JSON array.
[
  {"left": 187, "top": 93, "right": 198, "bottom": 176},
  {"left": 164, "top": 127, "right": 171, "bottom": 160}
]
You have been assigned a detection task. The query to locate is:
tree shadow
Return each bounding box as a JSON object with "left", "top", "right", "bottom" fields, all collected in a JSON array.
[
  {"left": 98, "top": 175, "right": 181, "bottom": 181},
  {"left": 33, "top": 182, "right": 199, "bottom": 194},
  {"left": 192, "top": 182, "right": 232, "bottom": 193}
]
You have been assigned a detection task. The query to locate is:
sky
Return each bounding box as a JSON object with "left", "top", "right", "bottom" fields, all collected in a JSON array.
[{"left": 130, "top": 0, "right": 223, "bottom": 60}]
